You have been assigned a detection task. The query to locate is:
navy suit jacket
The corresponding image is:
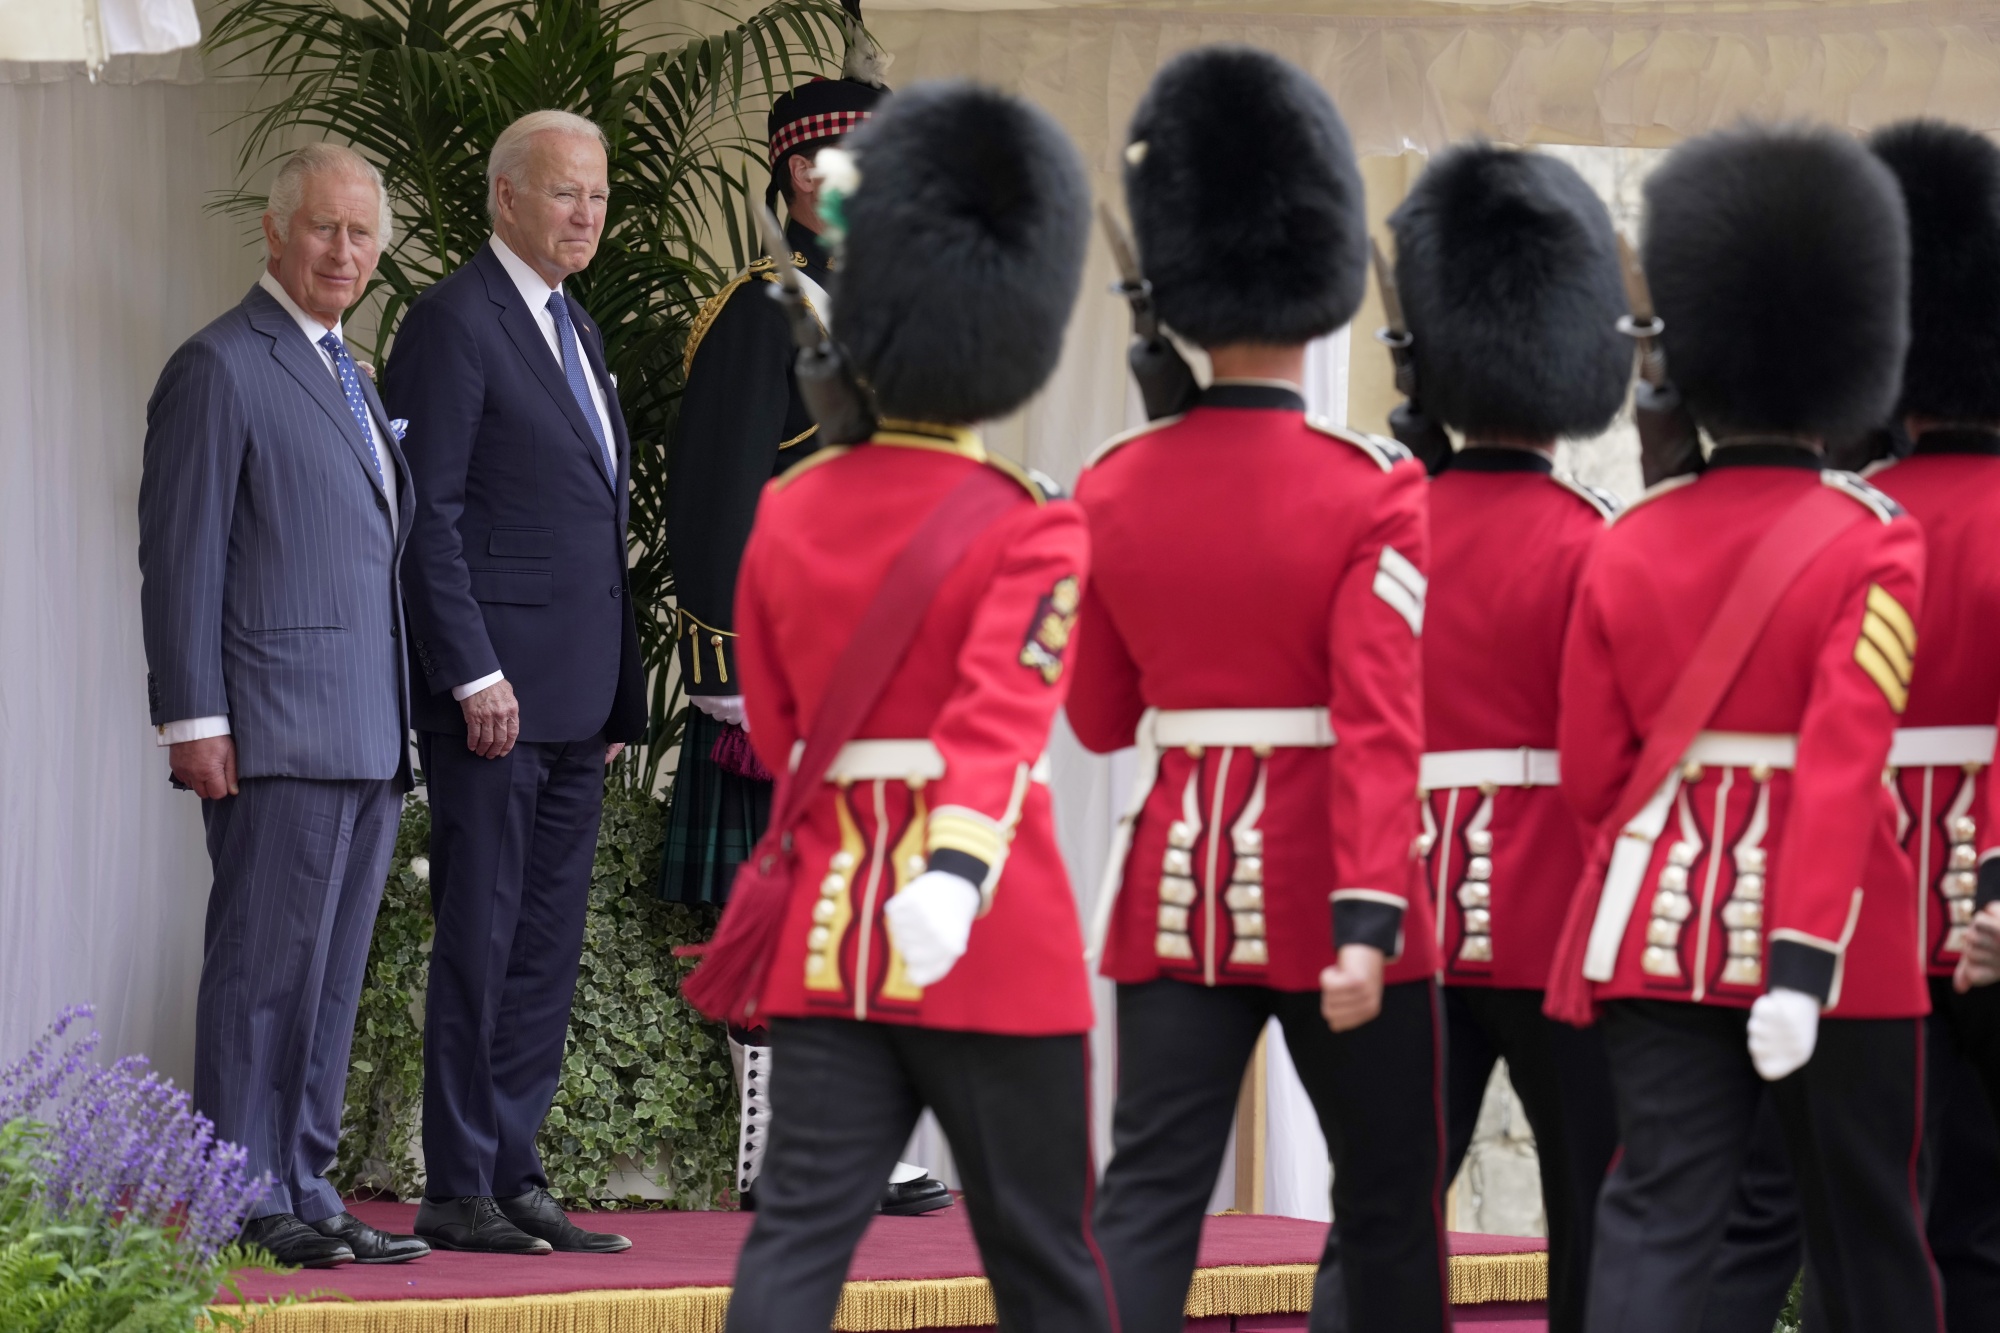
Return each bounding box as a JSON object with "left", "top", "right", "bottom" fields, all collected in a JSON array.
[
  {"left": 138, "top": 284, "right": 414, "bottom": 783},
  {"left": 384, "top": 242, "right": 646, "bottom": 744}
]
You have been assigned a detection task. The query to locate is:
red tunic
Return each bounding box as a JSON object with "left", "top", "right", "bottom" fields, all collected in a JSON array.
[
  {"left": 735, "top": 428, "right": 1095, "bottom": 1035},
  {"left": 1557, "top": 448, "right": 1928, "bottom": 1019},
  {"left": 1068, "top": 383, "right": 1437, "bottom": 991},
  {"left": 1866, "top": 438, "right": 2000, "bottom": 974},
  {"left": 1422, "top": 450, "right": 1612, "bottom": 990}
]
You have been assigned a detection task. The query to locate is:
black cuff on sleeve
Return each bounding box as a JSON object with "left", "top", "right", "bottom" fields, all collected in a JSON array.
[
  {"left": 1331, "top": 896, "right": 1405, "bottom": 957},
  {"left": 677, "top": 633, "right": 740, "bottom": 695},
  {"left": 1977, "top": 858, "right": 2000, "bottom": 912},
  {"left": 1768, "top": 939, "right": 1838, "bottom": 1005},
  {"left": 927, "top": 849, "right": 989, "bottom": 888}
]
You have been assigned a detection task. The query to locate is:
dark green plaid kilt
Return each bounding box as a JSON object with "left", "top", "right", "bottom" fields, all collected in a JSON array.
[{"left": 657, "top": 709, "right": 773, "bottom": 906}]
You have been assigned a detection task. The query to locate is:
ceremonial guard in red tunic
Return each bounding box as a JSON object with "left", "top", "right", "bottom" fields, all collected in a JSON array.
[
  {"left": 660, "top": 20, "right": 950, "bottom": 1217},
  {"left": 1389, "top": 143, "right": 1628, "bottom": 1333},
  {"left": 1072, "top": 47, "right": 1449, "bottom": 1333},
  {"left": 1542, "top": 125, "right": 1941, "bottom": 1333},
  {"left": 1701, "top": 119, "right": 2000, "bottom": 1333},
  {"left": 717, "top": 83, "right": 1115, "bottom": 1332}
]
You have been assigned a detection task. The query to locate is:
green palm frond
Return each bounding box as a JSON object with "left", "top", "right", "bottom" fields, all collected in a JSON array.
[{"left": 205, "top": 0, "right": 849, "bottom": 788}]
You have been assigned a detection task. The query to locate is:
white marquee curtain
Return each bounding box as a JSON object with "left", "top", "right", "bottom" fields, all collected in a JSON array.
[{"left": 0, "top": 74, "right": 258, "bottom": 1083}]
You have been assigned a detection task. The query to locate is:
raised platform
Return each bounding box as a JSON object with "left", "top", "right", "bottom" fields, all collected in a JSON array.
[{"left": 222, "top": 1201, "right": 1547, "bottom": 1332}]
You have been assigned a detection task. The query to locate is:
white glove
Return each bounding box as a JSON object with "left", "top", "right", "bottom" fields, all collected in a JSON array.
[
  {"left": 691, "top": 694, "right": 747, "bottom": 728},
  {"left": 884, "top": 870, "right": 982, "bottom": 988},
  {"left": 1747, "top": 988, "right": 1821, "bottom": 1082}
]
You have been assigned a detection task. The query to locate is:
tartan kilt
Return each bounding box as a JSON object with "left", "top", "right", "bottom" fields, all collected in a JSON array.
[{"left": 656, "top": 709, "right": 773, "bottom": 906}]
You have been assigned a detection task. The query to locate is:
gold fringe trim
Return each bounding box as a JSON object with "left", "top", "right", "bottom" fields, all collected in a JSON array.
[{"left": 213, "top": 1250, "right": 1546, "bottom": 1332}]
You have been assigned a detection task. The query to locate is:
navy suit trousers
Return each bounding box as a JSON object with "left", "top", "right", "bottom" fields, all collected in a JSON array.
[
  {"left": 195, "top": 776, "right": 401, "bottom": 1221},
  {"left": 419, "top": 730, "right": 604, "bottom": 1198}
]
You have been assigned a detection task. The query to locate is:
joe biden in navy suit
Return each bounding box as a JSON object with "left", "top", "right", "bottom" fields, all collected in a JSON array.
[
  {"left": 138, "top": 144, "right": 428, "bottom": 1269},
  {"left": 385, "top": 111, "right": 643, "bottom": 1256}
]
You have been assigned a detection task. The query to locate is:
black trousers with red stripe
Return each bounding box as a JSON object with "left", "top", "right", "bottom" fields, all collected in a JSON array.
[
  {"left": 1444, "top": 986, "right": 1619, "bottom": 1333},
  {"left": 1094, "top": 978, "right": 1449, "bottom": 1333},
  {"left": 1589, "top": 1000, "right": 1938, "bottom": 1333},
  {"left": 724, "top": 1018, "right": 1113, "bottom": 1333},
  {"left": 1700, "top": 977, "right": 2000, "bottom": 1333}
]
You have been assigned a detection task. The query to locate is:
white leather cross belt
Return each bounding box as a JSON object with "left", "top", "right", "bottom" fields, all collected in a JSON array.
[
  {"left": 788, "top": 738, "right": 1050, "bottom": 785},
  {"left": 1888, "top": 725, "right": 1997, "bottom": 770},
  {"left": 1421, "top": 748, "right": 1560, "bottom": 791}
]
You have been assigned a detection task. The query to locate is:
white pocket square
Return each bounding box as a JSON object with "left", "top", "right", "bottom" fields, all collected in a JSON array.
[
  {"left": 608, "top": 372, "right": 619, "bottom": 390},
  {"left": 390, "top": 418, "right": 409, "bottom": 441}
]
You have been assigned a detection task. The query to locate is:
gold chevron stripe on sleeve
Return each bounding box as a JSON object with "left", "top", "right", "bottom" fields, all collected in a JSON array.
[
  {"left": 1859, "top": 609, "right": 1914, "bottom": 686},
  {"left": 1854, "top": 634, "right": 1910, "bottom": 713},
  {"left": 1865, "top": 584, "right": 1917, "bottom": 657}
]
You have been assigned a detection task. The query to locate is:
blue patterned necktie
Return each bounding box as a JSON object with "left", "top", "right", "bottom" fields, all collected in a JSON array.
[
  {"left": 546, "top": 291, "right": 614, "bottom": 481},
  {"left": 316, "top": 331, "right": 385, "bottom": 488}
]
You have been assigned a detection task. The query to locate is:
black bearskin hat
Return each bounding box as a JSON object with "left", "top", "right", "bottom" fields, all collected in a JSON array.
[
  {"left": 1123, "top": 46, "right": 1367, "bottom": 348},
  {"left": 1390, "top": 144, "right": 1630, "bottom": 441},
  {"left": 1641, "top": 123, "right": 1909, "bottom": 439},
  {"left": 832, "top": 81, "right": 1090, "bottom": 424},
  {"left": 1869, "top": 119, "right": 2000, "bottom": 425}
]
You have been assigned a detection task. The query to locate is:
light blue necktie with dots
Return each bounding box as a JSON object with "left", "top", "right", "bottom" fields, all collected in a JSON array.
[
  {"left": 546, "top": 291, "right": 614, "bottom": 482},
  {"left": 316, "top": 330, "right": 385, "bottom": 488}
]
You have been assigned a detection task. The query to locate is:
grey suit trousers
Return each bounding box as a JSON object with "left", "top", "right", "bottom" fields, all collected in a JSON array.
[{"left": 195, "top": 776, "right": 401, "bottom": 1221}]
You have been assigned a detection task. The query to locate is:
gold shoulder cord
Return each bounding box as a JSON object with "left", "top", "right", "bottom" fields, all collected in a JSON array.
[
  {"left": 683, "top": 255, "right": 829, "bottom": 378},
  {"left": 676, "top": 606, "right": 735, "bottom": 686},
  {"left": 682, "top": 259, "right": 777, "bottom": 377}
]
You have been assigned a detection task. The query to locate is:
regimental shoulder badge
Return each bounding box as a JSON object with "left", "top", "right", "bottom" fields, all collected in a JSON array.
[
  {"left": 1020, "top": 575, "right": 1081, "bottom": 685},
  {"left": 1855, "top": 582, "right": 1916, "bottom": 713},
  {"left": 1553, "top": 473, "right": 1620, "bottom": 521},
  {"left": 1306, "top": 417, "right": 1410, "bottom": 471},
  {"left": 1822, "top": 470, "right": 1904, "bottom": 523}
]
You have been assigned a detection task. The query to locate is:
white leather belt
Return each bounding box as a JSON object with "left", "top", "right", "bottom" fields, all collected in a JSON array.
[
  {"left": 1153, "top": 707, "right": 1337, "bottom": 750},
  {"left": 1086, "top": 707, "right": 1335, "bottom": 960},
  {"left": 788, "top": 738, "right": 1050, "bottom": 785},
  {"left": 1683, "top": 732, "right": 1797, "bottom": 770},
  {"left": 1584, "top": 731, "right": 1796, "bottom": 982},
  {"left": 1421, "top": 748, "right": 1560, "bottom": 791},
  {"left": 1889, "top": 725, "right": 1997, "bottom": 770}
]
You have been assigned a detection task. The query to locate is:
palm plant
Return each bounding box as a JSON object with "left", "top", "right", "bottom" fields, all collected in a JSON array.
[{"left": 206, "top": 0, "right": 850, "bottom": 788}]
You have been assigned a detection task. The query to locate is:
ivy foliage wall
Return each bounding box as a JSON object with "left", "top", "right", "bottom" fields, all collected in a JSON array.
[{"left": 337, "top": 789, "right": 735, "bottom": 1208}]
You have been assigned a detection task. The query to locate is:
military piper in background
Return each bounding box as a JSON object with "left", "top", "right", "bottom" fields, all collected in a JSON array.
[
  {"left": 712, "top": 80, "right": 1112, "bottom": 1332},
  {"left": 1387, "top": 142, "right": 1628, "bottom": 1333},
  {"left": 660, "top": 11, "right": 948, "bottom": 1219},
  {"left": 1071, "top": 47, "right": 1449, "bottom": 1333},
  {"left": 1701, "top": 117, "right": 2000, "bottom": 1333},
  {"left": 1542, "top": 124, "right": 1939, "bottom": 1333}
]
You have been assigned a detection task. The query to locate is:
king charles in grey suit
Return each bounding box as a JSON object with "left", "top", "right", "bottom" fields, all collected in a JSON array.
[{"left": 138, "top": 144, "right": 428, "bottom": 1269}]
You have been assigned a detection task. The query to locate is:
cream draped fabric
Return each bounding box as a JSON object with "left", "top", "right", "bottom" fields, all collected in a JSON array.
[{"left": 871, "top": 1, "right": 2000, "bottom": 164}]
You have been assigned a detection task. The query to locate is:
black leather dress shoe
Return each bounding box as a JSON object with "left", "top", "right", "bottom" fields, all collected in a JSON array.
[
  {"left": 497, "top": 1186, "right": 632, "bottom": 1253},
  {"left": 880, "top": 1175, "right": 955, "bottom": 1217},
  {"left": 241, "top": 1212, "right": 354, "bottom": 1268},
  {"left": 414, "top": 1196, "right": 553, "bottom": 1254},
  {"left": 310, "top": 1211, "right": 431, "bottom": 1264}
]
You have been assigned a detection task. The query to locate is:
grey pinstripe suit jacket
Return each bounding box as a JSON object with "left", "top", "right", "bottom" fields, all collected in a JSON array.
[{"left": 138, "top": 284, "right": 414, "bottom": 782}]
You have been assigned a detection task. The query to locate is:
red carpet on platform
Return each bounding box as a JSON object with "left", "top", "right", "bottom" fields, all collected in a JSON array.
[{"left": 221, "top": 1199, "right": 1547, "bottom": 1332}]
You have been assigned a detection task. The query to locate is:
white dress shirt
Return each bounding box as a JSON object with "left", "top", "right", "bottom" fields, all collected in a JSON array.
[
  {"left": 448, "top": 237, "right": 621, "bottom": 704},
  {"left": 156, "top": 271, "right": 402, "bottom": 747}
]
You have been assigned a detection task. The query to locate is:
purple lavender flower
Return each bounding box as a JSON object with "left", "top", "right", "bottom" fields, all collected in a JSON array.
[{"left": 1, "top": 1006, "right": 271, "bottom": 1270}]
